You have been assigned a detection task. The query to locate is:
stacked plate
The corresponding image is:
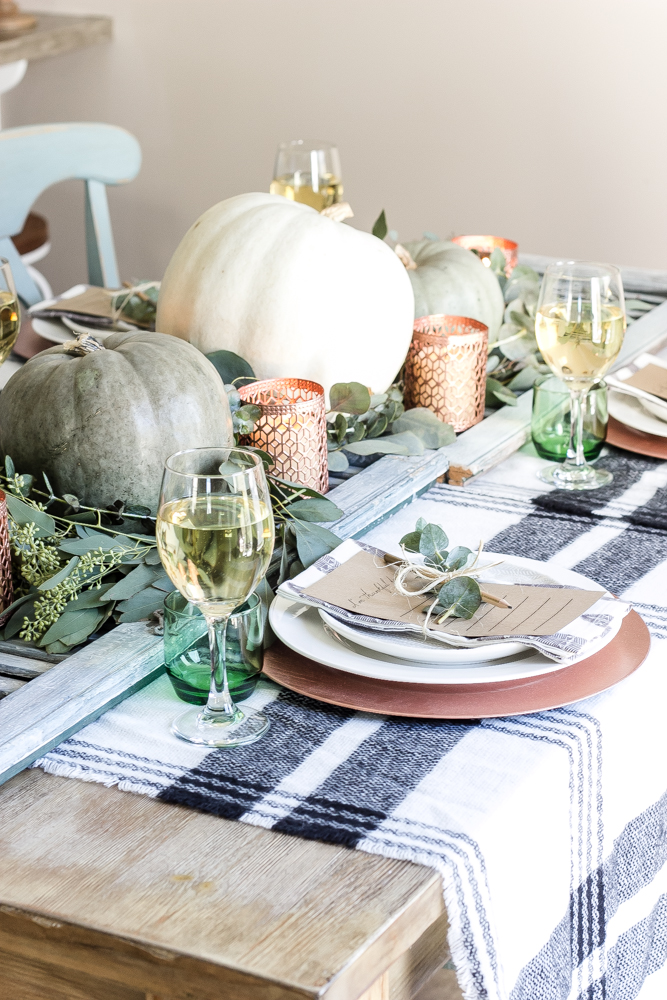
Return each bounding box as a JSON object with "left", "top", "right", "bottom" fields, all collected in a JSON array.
[
  {"left": 30, "top": 284, "right": 140, "bottom": 346},
  {"left": 269, "top": 553, "right": 610, "bottom": 687},
  {"left": 607, "top": 354, "right": 667, "bottom": 456}
]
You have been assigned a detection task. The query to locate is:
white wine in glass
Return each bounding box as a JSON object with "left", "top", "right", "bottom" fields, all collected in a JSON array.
[
  {"left": 535, "top": 261, "right": 626, "bottom": 490},
  {"left": 0, "top": 257, "right": 20, "bottom": 365},
  {"left": 270, "top": 139, "right": 343, "bottom": 211},
  {"left": 156, "top": 448, "right": 275, "bottom": 747}
]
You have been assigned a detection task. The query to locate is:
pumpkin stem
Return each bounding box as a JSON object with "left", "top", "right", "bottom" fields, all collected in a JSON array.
[
  {"left": 61, "top": 333, "right": 106, "bottom": 356},
  {"left": 320, "top": 202, "right": 354, "bottom": 223},
  {"left": 395, "top": 244, "right": 418, "bottom": 270}
]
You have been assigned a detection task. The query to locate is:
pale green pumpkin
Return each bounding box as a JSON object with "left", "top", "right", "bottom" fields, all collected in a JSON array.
[
  {"left": 403, "top": 239, "right": 504, "bottom": 339},
  {"left": 0, "top": 331, "right": 234, "bottom": 512}
]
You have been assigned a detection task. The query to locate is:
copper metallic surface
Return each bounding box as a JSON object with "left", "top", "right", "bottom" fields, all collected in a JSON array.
[
  {"left": 606, "top": 415, "right": 667, "bottom": 460},
  {"left": 404, "top": 315, "right": 488, "bottom": 433},
  {"left": 239, "top": 378, "right": 328, "bottom": 493},
  {"left": 0, "top": 491, "right": 13, "bottom": 616},
  {"left": 263, "top": 610, "right": 649, "bottom": 719},
  {"left": 452, "top": 234, "right": 519, "bottom": 275}
]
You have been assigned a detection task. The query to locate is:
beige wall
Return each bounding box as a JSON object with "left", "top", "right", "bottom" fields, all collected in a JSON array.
[{"left": 6, "top": 0, "right": 667, "bottom": 294}]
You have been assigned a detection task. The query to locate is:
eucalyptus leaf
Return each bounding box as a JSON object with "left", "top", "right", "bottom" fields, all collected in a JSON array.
[
  {"left": 387, "top": 431, "right": 425, "bottom": 456},
  {"left": 293, "top": 521, "right": 341, "bottom": 568},
  {"left": 344, "top": 438, "right": 409, "bottom": 456},
  {"left": 366, "top": 413, "right": 388, "bottom": 438},
  {"left": 144, "top": 548, "right": 162, "bottom": 565},
  {"left": 419, "top": 524, "right": 449, "bottom": 565},
  {"left": 150, "top": 570, "right": 176, "bottom": 593},
  {"left": 335, "top": 412, "right": 348, "bottom": 444},
  {"left": 327, "top": 449, "right": 349, "bottom": 472},
  {"left": 45, "top": 640, "right": 73, "bottom": 654},
  {"left": 62, "top": 493, "right": 80, "bottom": 510},
  {"left": 59, "top": 533, "right": 134, "bottom": 554},
  {"left": 508, "top": 366, "right": 541, "bottom": 392},
  {"left": 369, "top": 393, "right": 388, "bottom": 407},
  {"left": 509, "top": 310, "right": 535, "bottom": 333},
  {"left": 0, "top": 591, "right": 38, "bottom": 634},
  {"left": 372, "top": 209, "right": 388, "bottom": 241},
  {"left": 40, "top": 607, "right": 104, "bottom": 646},
  {"left": 391, "top": 409, "right": 455, "bottom": 448},
  {"left": 486, "top": 377, "right": 518, "bottom": 408},
  {"left": 329, "top": 382, "right": 371, "bottom": 415},
  {"left": 38, "top": 556, "right": 80, "bottom": 591},
  {"left": 104, "top": 562, "right": 159, "bottom": 601},
  {"left": 205, "top": 350, "right": 256, "bottom": 385},
  {"left": 446, "top": 546, "right": 473, "bottom": 571},
  {"left": 490, "top": 247, "right": 507, "bottom": 272},
  {"left": 415, "top": 517, "right": 427, "bottom": 532},
  {"left": 288, "top": 498, "right": 344, "bottom": 523},
  {"left": 5, "top": 493, "right": 56, "bottom": 537},
  {"left": 399, "top": 530, "right": 422, "bottom": 552},
  {"left": 65, "top": 582, "right": 117, "bottom": 610},
  {"left": 349, "top": 422, "right": 366, "bottom": 443},
  {"left": 125, "top": 503, "right": 152, "bottom": 517},
  {"left": 117, "top": 585, "right": 167, "bottom": 623},
  {"left": 436, "top": 576, "right": 481, "bottom": 620},
  {"left": 4, "top": 598, "right": 38, "bottom": 639},
  {"left": 4, "top": 455, "right": 15, "bottom": 478}
]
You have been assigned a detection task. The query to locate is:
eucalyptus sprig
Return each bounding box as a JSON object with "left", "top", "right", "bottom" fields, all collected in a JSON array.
[{"left": 396, "top": 518, "right": 503, "bottom": 626}]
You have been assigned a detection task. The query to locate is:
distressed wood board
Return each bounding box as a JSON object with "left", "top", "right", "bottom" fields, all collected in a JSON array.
[
  {"left": 0, "top": 769, "right": 452, "bottom": 1000},
  {"left": 0, "top": 623, "right": 163, "bottom": 786}
]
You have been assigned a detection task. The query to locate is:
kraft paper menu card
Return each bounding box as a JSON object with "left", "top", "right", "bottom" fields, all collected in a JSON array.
[
  {"left": 624, "top": 363, "right": 667, "bottom": 402},
  {"left": 303, "top": 549, "right": 603, "bottom": 637}
]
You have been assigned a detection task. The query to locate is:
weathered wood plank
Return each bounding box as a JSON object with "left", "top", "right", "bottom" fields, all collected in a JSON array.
[
  {"left": 0, "top": 623, "right": 163, "bottom": 786},
  {"left": 0, "top": 640, "right": 66, "bottom": 663},
  {"left": 326, "top": 451, "right": 449, "bottom": 539},
  {"left": 0, "top": 651, "right": 54, "bottom": 680},
  {"left": 0, "top": 770, "right": 445, "bottom": 1000},
  {"left": 0, "top": 675, "right": 25, "bottom": 697},
  {"left": 520, "top": 252, "right": 667, "bottom": 297},
  {"left": 0, "top": 13, "right": 112, "bottom": 67}
]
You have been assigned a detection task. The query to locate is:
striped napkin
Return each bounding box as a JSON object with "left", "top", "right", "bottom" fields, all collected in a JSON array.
[{"left": 277, "top": 538, "right": 630, "bottom": 664}]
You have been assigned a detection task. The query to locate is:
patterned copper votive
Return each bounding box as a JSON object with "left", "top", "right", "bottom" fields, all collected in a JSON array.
[
  {"left": 404, "top": 315, "right": 488, "bottom": 433},
  {"left": 452, "top": 234, "right": 518, "bottom": 275},
  {"left": 238, "top": 378, "right": 328, "bottom": 492},
  {"left": 0, "top": 490, "right": 13, "bottom": 615}
]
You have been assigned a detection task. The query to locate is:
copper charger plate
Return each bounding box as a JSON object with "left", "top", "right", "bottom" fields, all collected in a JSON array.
[
  {"left": 606, "top": 415, "right": 667, "bottom": 460},
  {"left": 262, "top": 610, "right": 649, "bottom": 719}
]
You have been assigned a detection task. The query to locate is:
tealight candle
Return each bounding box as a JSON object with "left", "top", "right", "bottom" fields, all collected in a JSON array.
[
  {"left": 238, "top": 378, "right": 328, "bottom": 492},
  {"left": 452, "top": 235, "right": 518, "bottom": 275}
]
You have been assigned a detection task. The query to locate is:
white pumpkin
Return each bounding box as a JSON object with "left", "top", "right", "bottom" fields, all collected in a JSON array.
[
  {"left": 156, "top": 193, "right": 415, "bottom": 402},
  {"left": 402, "top": 239, "right": 504, "bottom": 339}
]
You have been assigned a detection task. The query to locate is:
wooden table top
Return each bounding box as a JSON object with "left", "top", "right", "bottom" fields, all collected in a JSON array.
[
  {"left": 0, "top": 13, "right": 111, "bottom": 67},
  {"left": 0, "top": 768, "right": 450, "bottom": 1000}
]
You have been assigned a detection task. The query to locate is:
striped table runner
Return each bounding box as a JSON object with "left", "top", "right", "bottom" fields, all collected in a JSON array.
[{"left": 37, "top": 446, "right": 667, "bottom": 1000}]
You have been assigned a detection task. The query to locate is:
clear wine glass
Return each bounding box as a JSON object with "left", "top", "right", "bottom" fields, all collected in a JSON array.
[
  {"left": 0, "top": 257, "right": 20, "bottom": 366},
  {"left": 270, "top": 139, "right": 343, "bottom": 211},
  {"left": 535, "top": 261, "right": 626, "bottom": 490},
  {"left": 156, "top": 447, "right": 275, "bottom": 747}
]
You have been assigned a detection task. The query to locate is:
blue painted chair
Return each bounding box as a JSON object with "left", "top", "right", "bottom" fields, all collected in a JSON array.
[{"left": 0, "top": 122, "right": 141, "bottom": 306}]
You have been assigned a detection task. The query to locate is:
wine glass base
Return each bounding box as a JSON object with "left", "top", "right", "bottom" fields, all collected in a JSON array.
[
  {"left": 171, "top": 706, "right": 270, "bottom": 747},
  {"left": 537, "top": 464, "right": 613, "bottom": 491}
]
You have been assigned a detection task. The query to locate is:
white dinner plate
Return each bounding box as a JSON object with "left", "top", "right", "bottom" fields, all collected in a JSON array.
[
  {"left": 608, "top": 389, "right": 667, "bottom": 438},
  {"left": 269, "top": 555, "right": 608, "bottom": 685}
]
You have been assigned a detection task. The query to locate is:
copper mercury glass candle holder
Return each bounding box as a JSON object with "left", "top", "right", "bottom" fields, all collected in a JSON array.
[
  {"left": 404, "top": 315, "right": 488, "bottom": 433},
  {"left": 452, "top": 235, "right": 518, "bottom": 275},
  {"left": 238, "top": 378, "right": 328, "bottom": 493}
]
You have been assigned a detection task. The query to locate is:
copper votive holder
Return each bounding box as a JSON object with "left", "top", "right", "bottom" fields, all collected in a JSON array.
[
  {"left": 0, "top": 490, "right": 13, "bottom": 616},
  {"left": 452, "top": 235, "right": 518, "bottom": 275},
  {"left": 404, "top": 315, "right": 488, "bottom": 433},
  {"left": 238, "top": 378, "right": 328, "bottom": 493}
]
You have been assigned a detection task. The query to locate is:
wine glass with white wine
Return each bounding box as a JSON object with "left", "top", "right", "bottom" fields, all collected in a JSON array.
[
  {"left": 156, "top": 447, "right": 275, "bottom": 747},
  {"left": 0, "top": 257, "right": 20, "bottom": 366},
  {"left": 270, "top": 139, "right": 343, "bottom": 211},
  {"left": 535, "top": 261, "right": 626, "bottom": 490}
]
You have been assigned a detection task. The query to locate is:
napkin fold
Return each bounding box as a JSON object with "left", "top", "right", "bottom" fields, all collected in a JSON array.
[{"left": 278, "top": 538, "right": 631, "bottom": 665}]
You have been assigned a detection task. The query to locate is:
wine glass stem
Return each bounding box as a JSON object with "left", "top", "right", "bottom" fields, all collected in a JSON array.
[
  {"left": 566, "top": 387, "right": 588, "bottom": 469},
  {"left": 204, "top": 615, "right": 237, "bottom": 721}
]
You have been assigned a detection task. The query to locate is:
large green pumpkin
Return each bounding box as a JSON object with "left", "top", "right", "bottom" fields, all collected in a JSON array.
[
  {"left": 402, "top": 239, "right": 504, "bottom": 338},
  {"left": 0, "top": 331, "right": 234, "bottom": 512}
]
